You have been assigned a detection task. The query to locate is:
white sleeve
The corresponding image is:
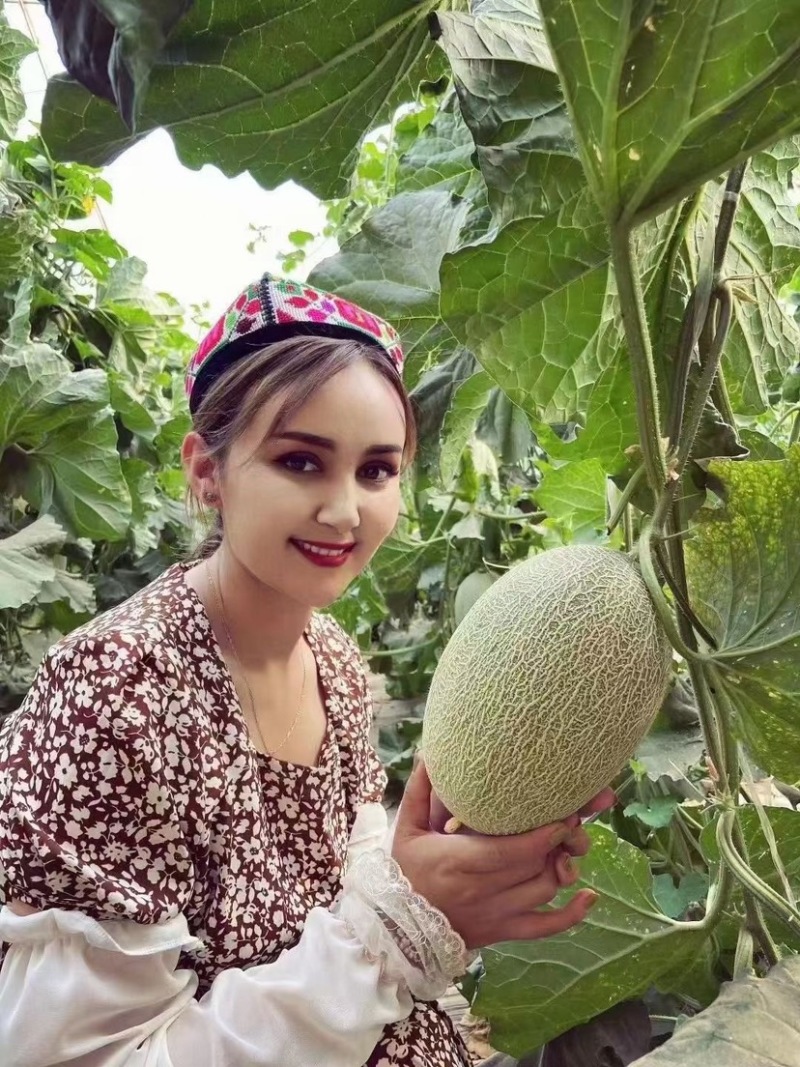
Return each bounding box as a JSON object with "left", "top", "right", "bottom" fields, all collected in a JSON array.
[{"left": 0, "top": 805, "right": 475, "bottom": 1067}]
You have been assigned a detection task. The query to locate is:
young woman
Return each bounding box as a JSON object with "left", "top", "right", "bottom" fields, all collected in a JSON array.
[{"left": 0, "top": 274, "right": 612, "bottom": 1066}]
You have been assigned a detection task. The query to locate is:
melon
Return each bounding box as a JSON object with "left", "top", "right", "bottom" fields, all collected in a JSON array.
[
  {"left": 454, "top": 570, "right": 497, "bottom": 627},
  {"left": 422, "top": 545, "right": 672, "bottom": 835}
]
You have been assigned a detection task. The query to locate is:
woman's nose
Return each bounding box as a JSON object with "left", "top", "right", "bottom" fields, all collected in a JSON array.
[{"left": 315, "top": 480, "right": 360, "bottom": 532}]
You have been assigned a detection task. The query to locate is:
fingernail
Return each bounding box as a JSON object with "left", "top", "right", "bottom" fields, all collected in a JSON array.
[
  {"left": 562, "top": 855, "right": 573, "bottom": 873},
  {"left": 583, "top": 890, "right": 599, "bottom": 910},
  {"left": 550, "top": 826, "right": 570, "bottom": 848}
]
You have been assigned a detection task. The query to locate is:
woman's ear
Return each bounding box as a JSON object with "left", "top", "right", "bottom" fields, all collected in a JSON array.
[{"left": 181, "top": 431, "right": 221, "bottom": 504}]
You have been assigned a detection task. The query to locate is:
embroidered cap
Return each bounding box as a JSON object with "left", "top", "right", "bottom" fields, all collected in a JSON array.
[{"left": 185, "top": 273, "right": 405, "bottom": 413}]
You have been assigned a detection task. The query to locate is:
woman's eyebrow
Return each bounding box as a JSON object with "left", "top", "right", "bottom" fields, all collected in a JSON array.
[{"left": 271, "top": 430, "right": 403, "bottom": 455}]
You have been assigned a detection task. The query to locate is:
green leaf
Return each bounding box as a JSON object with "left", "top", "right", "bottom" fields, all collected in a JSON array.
[
  {"left": 719, "top": 141, "right": 800, "bottom": 414},
  {"left": 624, "top": 797, "right": 680, "bottom": 830},
  {"left": 441, "top": 188, "right": 610, "bottom": 425},
  {"left": 540, "top": 1, "right": 800, "bottom": 224},
  {"left": 309, "top": 188, "right": 470, "bottom": 378},
  {"left": 42, "top": 0, "right": 452, "bottom": 199},
  {"left": 534, "top": 457, "right": 612, "bottom": 544},
  {"left": 473, "top": 825, "right": 708, "bottom": 1056},
  {"left": 44, "top": 0, "right": 192, "bottom": 127},
  {"left": 653, "top": 872, "right": 710, "bottom": 920},
  {"left": 0, "top": 10, "right": 36, "bottom": 140},
  {"left": 631, "top": 957, "right": 800, "bottom": 1066},
  {"left": 0, "top": 342, "right": 131, "bottom": 541},
  {"left": 439, "top": 370, "right": 494, "bottom": 488},
  {"left": 0, "top": 515, "right": 66, "bottom": 610},
  {"left": 435, "top": 4, "right": 584, "bottom": 228},
  {"left": 634, "top": 724, "right": 706, "bottom": 783},
  {"left": 685, "top": 448, "right": 800, "bottom": 781},
  {"left": 395, "top": 93, "right": 491, "bottom": 244},
  {"left": 396, "top": 94, "right": 477, "bottom": 195}
]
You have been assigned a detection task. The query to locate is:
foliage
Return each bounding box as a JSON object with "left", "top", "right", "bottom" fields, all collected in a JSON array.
[
  {"left": 0, "top": 116, "right": 197, "bottom": 712},
  {"left": 22, "top": 0, "right": 800, "bottom": 1060}
]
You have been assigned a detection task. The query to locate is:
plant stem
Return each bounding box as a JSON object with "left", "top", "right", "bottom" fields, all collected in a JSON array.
[
  {"left": 652, "top": 283, "right": 733, "bottom": 533},
  {"left": 610, "top": 226, "right": 668, "bottom": 497},
  {"left": 790, "top": 410, "right": 800, "bottom": 448},
  {"left": 607, "top": 464, "right": 645, "bottom": 535},
  {"left": 717, "top": 809, "right": 800, "bottom": 940}
]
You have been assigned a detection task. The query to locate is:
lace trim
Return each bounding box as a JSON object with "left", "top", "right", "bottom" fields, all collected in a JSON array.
[{"left": 334, "top": 848, "right": 477, "bottom": 1001}]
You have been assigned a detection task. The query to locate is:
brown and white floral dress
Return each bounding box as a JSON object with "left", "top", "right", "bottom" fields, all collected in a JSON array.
[{"left": 0, "top": 560, "right": 471, "bottom": 1066}]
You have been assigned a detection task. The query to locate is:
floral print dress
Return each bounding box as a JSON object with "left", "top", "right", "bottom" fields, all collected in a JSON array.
[{"left": 0, "top": 560, "right": 470, "bottom": 1066}]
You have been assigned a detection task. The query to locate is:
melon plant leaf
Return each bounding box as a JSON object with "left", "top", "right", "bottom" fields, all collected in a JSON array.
[
  {"left": 653, "top": 872, "right": 710, "bottom": 921},
  {"left": 438, "top": 370, "right": 494, "bottom": 488},
  {"left": 41, "top": 0, "right": 452, "bottom": 199},
  {"left": 43, "top": 0, "right": 192, "bottom": 127},
  {"left": 308, "top": 187, "right": 470, "bottom": 384},
  {"left": 473, "top": 825, "right": 708, "bottom": 1056},
  {"left": 717, "top": 140, "right": 800, "bottom": 414},
  {"left": 539, "top": 0, "right": 800, "bottom": 225},
  {"left": 631, "top": 956, "right": 800, "bottom": 1066},
  {"left": 685, "top": 448, "right": 800, "bottom": 782},
  {"left": 435, "top": 3, "right": 584, "bottom": 229},
  {"left": 440, "top": 187, "right": 610, "bottom": 426},
  {"left": 0, "top": 515, "right": 66, "bottom": 610},
  {"left": 534, "top": 457, "right": 613, "bottom": 545},
  {"left": 0, "top": 9, "right": 36, "bottom": 140},
  {"left": 0, "top": 341, "right": 131, "bottom": 542}
]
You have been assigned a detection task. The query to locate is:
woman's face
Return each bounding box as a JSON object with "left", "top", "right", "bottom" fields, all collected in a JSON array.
[{"left": 211, "top": 360, "right": 406, "bottom": 608}]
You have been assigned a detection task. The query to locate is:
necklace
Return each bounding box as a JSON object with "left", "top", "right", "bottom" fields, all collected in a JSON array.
[{"left": 206, "top": 558, "right": 307, "bottom": 758}]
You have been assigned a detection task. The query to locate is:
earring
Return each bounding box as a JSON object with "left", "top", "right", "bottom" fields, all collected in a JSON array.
[{"left": 204, "top": 490, "right": 218, "bottom": 506}]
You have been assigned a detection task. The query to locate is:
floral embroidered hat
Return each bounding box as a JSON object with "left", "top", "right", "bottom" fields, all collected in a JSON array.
[{"left": 185, "top": 273, "right": 405, "bottom": 414}]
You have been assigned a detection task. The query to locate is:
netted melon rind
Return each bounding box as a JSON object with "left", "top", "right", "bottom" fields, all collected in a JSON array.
[{"left": 421, "top": 546, "right": 673, "bottom": 835}]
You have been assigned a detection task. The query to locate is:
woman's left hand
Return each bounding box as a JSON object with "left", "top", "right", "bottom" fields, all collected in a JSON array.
[{"left": 428, "top": 783, "right": 617, "bottom": 886}]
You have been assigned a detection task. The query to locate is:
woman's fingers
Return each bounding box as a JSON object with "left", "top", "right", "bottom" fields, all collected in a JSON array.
[
  {"left": 514, "top": 889, "right": 599, "bottom": 942},
  {"left": 577, "top": 787, "right": 617, "bottom": 818}
]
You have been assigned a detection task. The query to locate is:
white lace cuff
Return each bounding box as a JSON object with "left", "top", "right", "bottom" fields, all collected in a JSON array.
[{"left": 334, "top": 848, "right": 478, "bottom": 1001}]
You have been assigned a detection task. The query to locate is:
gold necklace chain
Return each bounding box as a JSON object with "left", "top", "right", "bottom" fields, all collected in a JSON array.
[{"left": 207, "top": 558, "right": 307, "bottom": 758}]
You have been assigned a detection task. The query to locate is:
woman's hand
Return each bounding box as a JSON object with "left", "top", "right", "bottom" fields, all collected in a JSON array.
[{"left": 391, "top": 756, "right": 614, "bottom": 951}]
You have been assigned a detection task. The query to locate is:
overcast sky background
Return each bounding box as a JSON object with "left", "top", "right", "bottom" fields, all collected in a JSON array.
[{"left": 6, "top": 1, "right": 337, "bottom": 333}]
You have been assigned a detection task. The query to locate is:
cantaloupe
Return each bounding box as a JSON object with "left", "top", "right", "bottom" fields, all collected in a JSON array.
[
  {"left": 422, "top": 545, "right": 672, "bottom": 835},
  {"left": 454, "top": 570, "right": 497, "bottom": 627}
]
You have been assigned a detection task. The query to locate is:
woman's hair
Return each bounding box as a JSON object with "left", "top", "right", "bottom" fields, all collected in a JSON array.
[{"left": 184, "top": 334, "right": 418, "bottom": 561}]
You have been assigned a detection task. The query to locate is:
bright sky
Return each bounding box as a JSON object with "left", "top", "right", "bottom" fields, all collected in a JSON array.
[{"left": 6, "top": 1, "right": 336, "bottom": 330}]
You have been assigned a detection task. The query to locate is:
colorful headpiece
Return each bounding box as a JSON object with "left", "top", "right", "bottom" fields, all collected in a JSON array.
[{"left": 185, "top": 273, "right": 405, "bottom": 413}]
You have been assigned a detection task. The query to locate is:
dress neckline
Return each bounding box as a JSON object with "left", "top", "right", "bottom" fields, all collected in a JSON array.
[{"left": 168, "top": 559, "right": 333, "bottom": 775}]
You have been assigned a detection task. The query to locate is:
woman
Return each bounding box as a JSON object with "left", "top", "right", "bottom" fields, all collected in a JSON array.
[{"left": 0, "top": 274, "right": 612, "bottom": 1066}]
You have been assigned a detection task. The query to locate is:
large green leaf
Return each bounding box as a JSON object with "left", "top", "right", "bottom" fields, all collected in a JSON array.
[
  {"left": 473, "top": 825, "right": 707, "bottom": 1056},
  {"left": 435, "top": 3, "right": 584, "bottom": 228},
  {"left": 0, "top": 10, "right": 36, "bottom": 140},
  {"left": 685, "top": 448, "right": 800, "bottom": 781},
  {"left": 41, "top": 0, "right": 455, "bottom": 199},
  {"left": 0, "top": 342, "right": 131, "bottom": 541},
  {"left": 395, "top": 93, "right": 490, "bottom": 245},
  {"left": 438, "top": 369, "right": 494, "bottom": 487},
  {"left": 632, "top": 956, "right": 800, "bottom": 1066},
  {"left": 308, "top": 188, "right": 470, "bottom": 382},
  {"left": 718, "top": 140, "right": 800, "bottom": 414},
  {"left": 44, "top": 0, "right": 192, "bottom": 127},
  {"left": 0, "top": 515, "right": 66, "bottom": 611},
  {"left": 534, "top": 457, "right": 615, "bottom": 545},
  {"left": 441, "top": 188, "right": 610, "bottom": 425},
  {"left": 540, "top": 0, "right": 800, "bottom": 225}
]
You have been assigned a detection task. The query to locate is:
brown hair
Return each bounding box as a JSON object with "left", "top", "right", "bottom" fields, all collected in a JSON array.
[{"left": 184, "top": 335, "right": 418, "bottom": 560}]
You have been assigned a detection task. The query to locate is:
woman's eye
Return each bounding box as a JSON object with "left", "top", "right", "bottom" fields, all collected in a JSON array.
[
  {"left": 278, "top": 454, "right": 399, "bottom": 481},
  {"left": 362, "top": 463, "right": 399, "bottom": 483},
  {"left": 280, "top": 454, "right": 319, "bottom": 473}
]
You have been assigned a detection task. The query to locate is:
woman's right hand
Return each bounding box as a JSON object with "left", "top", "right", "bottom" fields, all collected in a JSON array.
[{"left": 390, "top": 756, "right": 599, "bottom": 951}]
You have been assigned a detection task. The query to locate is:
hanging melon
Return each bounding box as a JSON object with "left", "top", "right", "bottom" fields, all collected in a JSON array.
[{"left": 422, "top": 545, "right": 672, "bottom": 835}]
